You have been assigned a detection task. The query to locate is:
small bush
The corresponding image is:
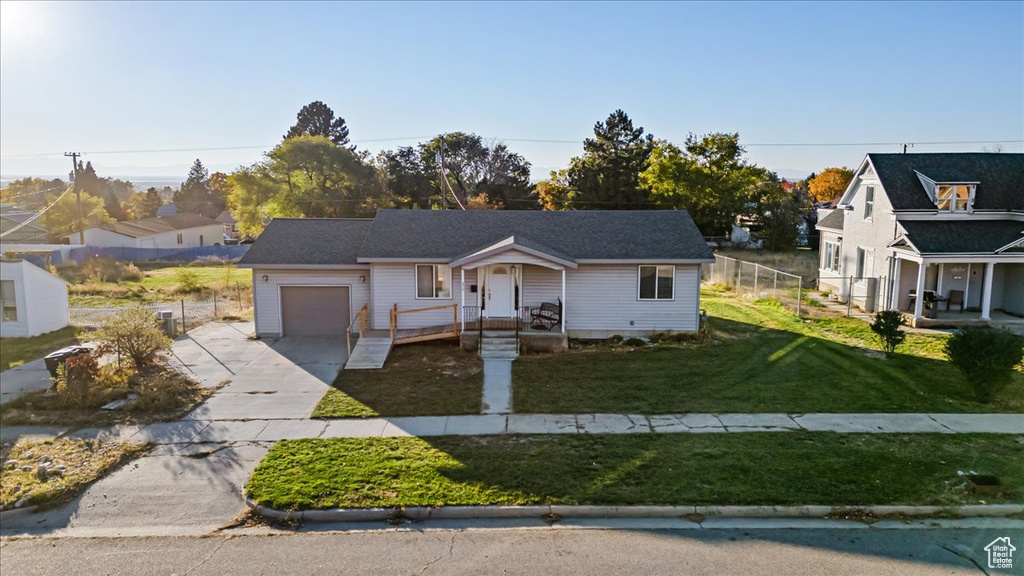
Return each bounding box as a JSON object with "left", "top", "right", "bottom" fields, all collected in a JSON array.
[
  {"left": 944, "top": 327, "right": 1024, "bottom": 401},
  {"left": 176, "top": 269, "right": 204, "bottom": 293},
  {"left": 650, "top": 332, "right": 703, "bottom": 345},
  {"left": 121, "top": 262, "right": 144, "bottom": 281},
  {"left": 96, "top": 307, "right": 171, "bottom": 370},
  {"left": 607, "top": 335, "right": 624, "bottom": 345},
  {"left": 131, "top": 370, "right": 204, "bottom": 414},
  {"left": 623, "top": 337, "right": 647, "bottom": 347},
  {"left": 55, "top": 353, "right": 101, "bottom": 408},
  {"left": 870, "top": 310, "right": 907, "bottom": 357}
]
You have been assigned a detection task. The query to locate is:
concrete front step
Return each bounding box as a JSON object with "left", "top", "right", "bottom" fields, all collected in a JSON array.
[
  {"left": 480, "top": 351, "right": 519, "bottom": 360},
  {"left": 481, "top": 344, "right": 518, "bottom": 352}
]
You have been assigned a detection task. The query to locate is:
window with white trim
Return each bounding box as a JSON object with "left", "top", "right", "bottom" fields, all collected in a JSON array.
[
  {"left": 863, "top": 186, "right": 874, "bottom": 219},
  {"left": 638, "top": 265, "right": 674, "bottom": 300},
  {"left": 415, "top": 264, "right": 451, "bottom": 299},
  {"left": 936, "top": 184, "right": 971, "bottom": 212},
  {"left": 176, "top": 233, "right": 183, "bottom": 245},
  {"left": 822, "top": 241, "right": 841, "bottom": 273},
  {"left": 855, "top": 248, "right": 873, "bottom": 278},
  {"left": 1, "top": 280, "right": 17, "bottom": 322}
]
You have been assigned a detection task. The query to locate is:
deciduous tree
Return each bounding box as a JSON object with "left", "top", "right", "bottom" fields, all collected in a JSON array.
[
  {"left": 419, "top": 133, "right": 533, "bottom": 208},
  {"left": 807, "top": 167, "right": 854, "bottom": 204},
  {"left": 125, "top": 187, "right": 164, "bottom": 220},
  {"left": 534, "top": 169, "right": 576, "bottom": 211},
  {"left": 45, "top": 190, "right": 112, "bottom": 236}
]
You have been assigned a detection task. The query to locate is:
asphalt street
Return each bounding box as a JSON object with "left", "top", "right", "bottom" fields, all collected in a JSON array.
[{"left": 1, "top": 526, "right": 1021, "bottom": 575}]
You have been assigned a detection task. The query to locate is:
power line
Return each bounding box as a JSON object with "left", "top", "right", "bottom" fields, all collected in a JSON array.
[
  {"left": 3, "top": 137, "right": 1022, "bottom": 160},
  {"left": 0, "top": 185, "right": 73, "bottom": 239}
]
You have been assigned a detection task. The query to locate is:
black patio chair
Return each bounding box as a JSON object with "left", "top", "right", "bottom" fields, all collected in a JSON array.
[{"left": 530, "top": 299, "right": 562, "bottom": 331}]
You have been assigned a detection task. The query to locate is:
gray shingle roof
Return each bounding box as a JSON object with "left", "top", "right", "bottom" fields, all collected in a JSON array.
[
  {"left": 238, "top": 218, "right": 374, "bottom": 266},
  {"left": 81, "top": 213, "right": 219, "bottom": 238},
  {"left": 239, "top": 210, "right": 714, "bottom": 266},
  {"left": 816, "top": 209, "right": 845, "bottom": 231},
  {"left": 358, "top": 209, "right": 713, "bottom": 261},
  {"left": 868, "top": 153, "right": 1024, "bottom": 211},
  {"left": 898, "top": 220, "right": 1024, "bottom": 254}
]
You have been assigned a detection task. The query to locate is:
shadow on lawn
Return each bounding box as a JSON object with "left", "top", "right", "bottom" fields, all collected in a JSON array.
[{"left": 512, "top": 317, "right": 1023, "bottom": 414}]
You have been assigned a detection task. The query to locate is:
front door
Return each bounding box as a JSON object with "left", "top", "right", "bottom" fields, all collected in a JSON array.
[{"left": 486, "top": 265, "right": 513, "bottom": 317}]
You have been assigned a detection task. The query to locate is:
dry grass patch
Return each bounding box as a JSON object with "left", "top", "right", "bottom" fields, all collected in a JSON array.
[{"left": 1, "top": 438, "right": 148, "bottom": 510}]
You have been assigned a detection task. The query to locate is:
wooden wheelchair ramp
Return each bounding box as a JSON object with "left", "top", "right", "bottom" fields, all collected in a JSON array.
[{"left": 345, "top": 331, "right": 394, "bottom": 370}]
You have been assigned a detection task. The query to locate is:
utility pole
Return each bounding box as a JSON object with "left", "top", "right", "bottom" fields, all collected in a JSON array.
[
  {"left": 436, "top": 135, "right": 447, "bottom": 210},
  {"left": 64, "top": 152, "right": 84, "bottom": 244}
]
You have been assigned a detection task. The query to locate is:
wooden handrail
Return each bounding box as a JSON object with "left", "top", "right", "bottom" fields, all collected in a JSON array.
[
  {"left": 345, "top": 304, "right": 369, "bottom": 358},
  {"left": 393, "top": 303, "right": 457, "bottom": 315},
  {"left": 389, "top": 303, "right": 459, "bottom": 339}
]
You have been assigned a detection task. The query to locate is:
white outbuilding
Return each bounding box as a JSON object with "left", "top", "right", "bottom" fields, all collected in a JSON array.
[{"left": 0, "top": 258, "right": 70, "bottom": 338}]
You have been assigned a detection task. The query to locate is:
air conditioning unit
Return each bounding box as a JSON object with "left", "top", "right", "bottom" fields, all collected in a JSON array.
[{"left": 157, "top": 310, "right": 174, "bottom": 320}]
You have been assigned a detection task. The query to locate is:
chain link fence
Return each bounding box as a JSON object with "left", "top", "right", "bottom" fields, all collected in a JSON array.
[
  {"left": 69, "top": 295, "right": 246, "bottom": 334},
  {"left": 817, "top": 275, "right": 887, "bottom": 316},
  {"left": 701, "top": 254, "right": 805, "bottom": 315}
]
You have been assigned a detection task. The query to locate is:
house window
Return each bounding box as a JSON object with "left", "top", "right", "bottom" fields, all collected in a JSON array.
[
  {"left": 863, "top": 186, "right": 874, "bottom": 219},
  {"left": 416, "top": 264, "right": 451, "bottom": 299},
  {"left": 638, "top": 265, "right": 674, "bottom": 300},
  {"left": 176, "top": 233, "right": 183, "bottom": 245},
  {"left": 936, "top": 185, "right": 970, "bottom": 212},
  {"left": 822, "top": 241, "right": 841, "bottom": 273},
  {"left": 1, "top": 280, "right": 16, "bottom": 322},
  {"left": 855, "top": 248, "right": 873, "bottom": 278}
]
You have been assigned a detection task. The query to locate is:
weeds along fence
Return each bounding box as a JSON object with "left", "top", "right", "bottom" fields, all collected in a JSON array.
[
  {"left": 817, "top": 275, "right": 888, "bottom": 317},
  {"left": 701, "top": 254, "right": 805, "bottom": 315},
  {"left": 69, "top": 293, "right": 248, "bottom": 333}
]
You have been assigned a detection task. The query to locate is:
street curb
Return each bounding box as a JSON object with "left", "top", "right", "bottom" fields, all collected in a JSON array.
[{"left": 244, "top": 499, "right": 1024, "bottom": 523}]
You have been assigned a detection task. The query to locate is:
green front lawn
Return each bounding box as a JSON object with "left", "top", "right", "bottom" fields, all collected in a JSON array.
[
  {"left": 513, "top": 292, "right": 1024, "bottom": 414},
  {"left": 246, "top": 433, "right": 1024, "bottom": 510},
  {"left": 312, "top": 342, "right": 482, "bottom": 418},
  {"left": 0, "top": 326, "right": 82, "bottom": 371}
]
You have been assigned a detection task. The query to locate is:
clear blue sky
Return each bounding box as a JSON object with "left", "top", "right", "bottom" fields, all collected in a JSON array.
[{"left": 1, "top": 1, "right": 1022, "bottom": 181}]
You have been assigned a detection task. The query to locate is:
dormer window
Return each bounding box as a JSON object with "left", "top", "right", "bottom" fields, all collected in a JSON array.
[{"left": 936, "top": 184, "right": 972, "bottom": 212}]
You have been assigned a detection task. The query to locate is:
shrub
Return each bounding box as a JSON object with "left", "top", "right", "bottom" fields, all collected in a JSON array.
[
  {"left": 944, "top": 327, "right": 1024, "bottom": 401},
  {"left": 607, "top": 335, "right": 624, "bottom": 345},
  {"left": 131, "top": 370, "right": 204, "bottom": 414},
  {"left": 870, "top": 310, "right": 907, "bottom": 356},
  {"left": 55, "top": 353, "right": 101, "bottom": 408},
  {"left": 121, "top": 262, "right": 144, "bottom": 281},
  {"left": 96, "top": 307, "right": 171, "bottom": 370},
  {"left": 623, "top": 337, "right": 647, "bottom": 347},
  {"left": 176, "top": 269, "right": 203, "bottom": 293}
]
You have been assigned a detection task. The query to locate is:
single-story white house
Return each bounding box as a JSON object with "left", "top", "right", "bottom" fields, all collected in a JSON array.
[
  {"left": 0, "top": 258, "right": 70, "bottom": 338},
  {"left": 61, "top": 213, "right": 224, "bottom": 249},
  {"left": 238, "top": 209, "right": 714, "bottom": 351}
]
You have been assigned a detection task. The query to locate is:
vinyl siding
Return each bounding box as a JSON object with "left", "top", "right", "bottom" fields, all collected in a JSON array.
[
  {"left": 565, "top": 264, "right": 700, "bottom": 333},
  {"left": 252, "top": 268, "right": 370, "bottom": 337},
  {"left": 0, "top": 260, "right": 69, "bottom": 338},
  {"left": 521, "top": 265, "right": 562, "bottom": 307},
  {"left": 371, "top": 263, "right": 465, "bottom": 330}
]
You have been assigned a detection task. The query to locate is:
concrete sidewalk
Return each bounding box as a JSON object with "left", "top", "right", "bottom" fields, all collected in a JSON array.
[{"left": 5, "top": 412, "right": 1018, "bottom": 445}]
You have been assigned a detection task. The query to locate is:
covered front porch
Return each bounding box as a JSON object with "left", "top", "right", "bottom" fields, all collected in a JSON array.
[{"left": 889, "top": 253, "right": 1024, "bottom": 328}]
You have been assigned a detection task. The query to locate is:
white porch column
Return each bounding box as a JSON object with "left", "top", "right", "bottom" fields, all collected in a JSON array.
[
  {"left": 980, "top": 262, "right": 995, "bottom": 321},
  {"left": 936, "top": 263, "right": 944, "bottom": 297},
  {"left": 460, "top": 268, "right": 465, "bottom": 330},
  {"left": 561, "top": 268, "right": 566, "bottom": 332},
  {"left": 890, "top": 257, "right": 902, "bottom": 310},
  {"left": 913, "top": 261, "right": 926, "bottom": 320}
]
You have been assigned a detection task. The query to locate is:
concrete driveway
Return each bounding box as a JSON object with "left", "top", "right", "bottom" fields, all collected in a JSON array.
[
  {"left": 0, "top": 359, "right": 53, "bottom": 405},
  {"left": 176, "top": 322, "right": 347, "bottom": 420},
  {"left": 1, "top": 321, "right": 347, "bottom": 537}
]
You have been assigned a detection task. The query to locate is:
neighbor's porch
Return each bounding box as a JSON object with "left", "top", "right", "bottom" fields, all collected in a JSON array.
[{"left": 890, "top": 255, "right": 1023, "bottom": 327}]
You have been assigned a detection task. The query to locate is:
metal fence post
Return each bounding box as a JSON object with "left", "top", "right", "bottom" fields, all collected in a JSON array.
[
  {"left": 181, "top": 299, "right": 186, "bottom": 333},
  {"left": 753, "top": 264, "right": 759, "bottom": 298},
  {"left": 213, "top": 291, "right": 218, "bottom": 316},
  {"left": 797, "top": 276, "right": 803, "bottom": 317},
  {"left": 847, "top": 276, "right": 854, "bottom": 317},
  {"left": 237, "top": 281, "right": 243, "bottom": 312}
]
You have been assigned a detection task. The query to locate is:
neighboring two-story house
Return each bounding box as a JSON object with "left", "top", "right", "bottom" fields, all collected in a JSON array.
[{"left": 817, "top": 153, "right": 1023, "bottom": 327}]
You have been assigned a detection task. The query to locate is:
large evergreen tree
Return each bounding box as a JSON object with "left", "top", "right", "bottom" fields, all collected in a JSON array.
[
  {"left": 73, "top": 161, "right": 127, "bottom": 221},
  {"left": 173, "top": 159, "right": 217, "bottom": 217},
  {"left": 565, "top": 110, "right": 655, "bottom": 209},
  {"left": 285, "top": 101, "right": 351, "bottom": 147}
]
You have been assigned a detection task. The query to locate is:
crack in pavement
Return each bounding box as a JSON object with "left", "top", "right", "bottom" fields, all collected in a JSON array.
[
  {"left": 183, "top": 536, "right": 231, "bottom": 575},
  {"left": 939, "top": 542, "right": 990, "bottom": 575},
  {"left": 419, "top": 531, "right": 457, "bottom": 574}
]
